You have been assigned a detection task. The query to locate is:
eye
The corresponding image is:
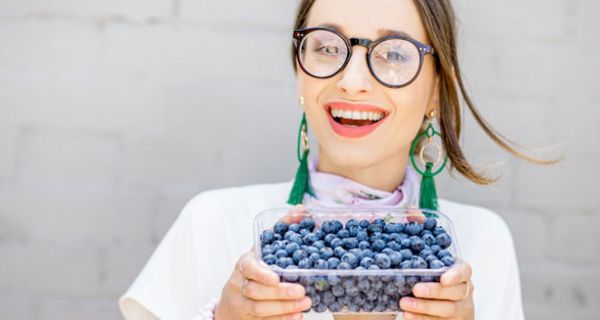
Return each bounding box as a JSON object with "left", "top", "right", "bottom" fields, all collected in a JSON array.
[{"left": 315, "top": 44, "right": 340, "bottom": 55}]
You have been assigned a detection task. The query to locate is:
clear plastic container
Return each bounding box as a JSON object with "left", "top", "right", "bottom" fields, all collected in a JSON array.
[{"left": 253, "top": 206, "right": 461, "bottom": 314}]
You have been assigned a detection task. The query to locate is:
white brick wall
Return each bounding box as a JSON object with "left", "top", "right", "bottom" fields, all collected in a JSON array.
[{"left": 0, "top": 0, "right": 598, "bottom": 319}]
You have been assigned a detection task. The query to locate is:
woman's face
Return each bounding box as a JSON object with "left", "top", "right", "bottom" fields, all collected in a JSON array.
[{"left": 297, "top": 0, "right": 438, "bottom": 170}]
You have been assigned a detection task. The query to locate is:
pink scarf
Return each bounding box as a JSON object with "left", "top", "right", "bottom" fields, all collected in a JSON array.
[{"left": 301, "top": 155, "right": 420, "bottom": 208}]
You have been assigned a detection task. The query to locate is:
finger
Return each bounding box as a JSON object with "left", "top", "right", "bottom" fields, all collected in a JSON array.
[
  {"left": 238, "top": 251, "right": 280, "bottom": 286},
  {"left": 243, "top": 280, "right": 306, "bottom": 300},
  {"left": 440, "top": 258, "right": 472, "bottom": 286},
  {"left": 402, "top": 311, "right": 446, "bottom": 320},
  {"left": 264, "top": 313, "right": 304, "bottom": 320},
  {"left": 400, "top": 297, "right": 459, "bottom": 318},
  {"left": 412, "top": 282, "right": 470, "bottom": 301},
  {"left": 406, "top": 206, "right": 426, "bottom": 224},
  {"left": 245, "top": 296, "right": 312, "bottom": 317}
]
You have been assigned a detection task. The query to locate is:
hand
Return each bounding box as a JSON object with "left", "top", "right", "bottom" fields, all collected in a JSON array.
[
  {"left": 399, "top": 259, "right": 474, "bottom": 320},
  {"left": 215, "top": 250, "right": 312, "bottom": 320}
]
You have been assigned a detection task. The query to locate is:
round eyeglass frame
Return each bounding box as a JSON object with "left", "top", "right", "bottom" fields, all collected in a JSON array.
[{"left": 293, "top": 26, "right": 436, "bottom": 88}]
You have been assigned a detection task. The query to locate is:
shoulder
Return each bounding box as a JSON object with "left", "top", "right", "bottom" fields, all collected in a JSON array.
[{"left": 437, "top": 198, "right": 515, "bottom": 251}]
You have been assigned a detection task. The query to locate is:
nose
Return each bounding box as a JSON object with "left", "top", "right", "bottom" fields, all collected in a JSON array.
[{"left": 336, "top": 46, "right": 373, "bottom": 95}]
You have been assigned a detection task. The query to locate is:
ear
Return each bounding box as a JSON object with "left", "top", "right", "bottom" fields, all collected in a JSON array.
[{"left": 426, "top": 74, "right": 441, "bottom": 116}]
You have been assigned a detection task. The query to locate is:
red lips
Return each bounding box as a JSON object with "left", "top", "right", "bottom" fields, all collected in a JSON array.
[{"left": 324, "top": 102, "right": 389, "bottom": 138}]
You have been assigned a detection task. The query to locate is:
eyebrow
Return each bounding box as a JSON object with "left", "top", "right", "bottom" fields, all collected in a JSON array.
[{"left": 318, "top": 22, "right": 414, "bottom": 39}]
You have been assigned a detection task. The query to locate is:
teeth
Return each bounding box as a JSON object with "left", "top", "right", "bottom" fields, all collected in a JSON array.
[{"left": 330, "top": 108, "right": 385, "bottom": 121}]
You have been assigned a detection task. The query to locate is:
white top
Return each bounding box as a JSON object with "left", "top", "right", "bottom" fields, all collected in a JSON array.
[{"left": 118, "top": 181, "right": 526, "bottom": 320}]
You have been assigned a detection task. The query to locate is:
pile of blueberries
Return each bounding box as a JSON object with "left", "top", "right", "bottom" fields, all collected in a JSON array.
[{"left": 259, "top": 216, "right": 455, "bottom": 313}]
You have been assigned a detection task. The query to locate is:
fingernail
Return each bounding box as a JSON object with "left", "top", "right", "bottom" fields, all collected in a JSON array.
[
  {"left": 401, "top": 297, "right": 415, "bottom": 309},
  {"left": 298, "top": 296, "right": 311, "bottom": 308}
]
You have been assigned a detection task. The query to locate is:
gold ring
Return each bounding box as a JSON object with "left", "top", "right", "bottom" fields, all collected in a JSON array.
[
  {"left": 242, "top": 279, "right": 249, "bottom": 297},
  {"left": 463, "top": 281, "right": 472, "bottom": 300}
]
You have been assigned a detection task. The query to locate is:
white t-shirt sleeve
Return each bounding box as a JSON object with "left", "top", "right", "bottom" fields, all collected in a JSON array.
[{"left": 118, "top": 192, "right": 225, "bottom": 320}]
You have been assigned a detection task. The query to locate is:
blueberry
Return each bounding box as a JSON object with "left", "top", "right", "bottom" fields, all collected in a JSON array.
[
  {"left": 303, "top": 232, "right": 318, "bottom": 245},
  {"left": 273, "top": 222, "right": 288, "bottom": 235},
  {"left": 331, "top": 284, "right": 345, "bottom": 297},
  {"left": 292, "top": 249, "right": 308, "bottom": 263},
  {"left": 373, "top": 218, "right": 386, "bottom": 226},
  {"left": 359, "top": 219, "right": 370, "bottom": 228},
  {"left": 346, "top": 218, "right": 359, "bottom": 229},
  {"left": 298, "top": 258, "right": 312, "bottom": 269},
  {"left": 433, "top": 226, "right": 446, "bottom": 236},
  {"left": 319, "top": 247, "right": 334, "bottom": 260},
  {"left": 337, "top": 261, "right": 352, "bottom": 270},
  {"left": 348, "top": 225, "right": 361, "bottom": 237},
  {"left": 321, "top": 221, "right": 336, "bottom": 234},
  {"left": 400, "top": 238, "right": 412, "bottom": 249},
  {"left": 430, "top": 244, "right": 441, "bottom": 254},
  {"left": 411, "top": 256, "right": 428, "bottom": 269},
  {"left": 312, "top": 240, "right": 325, "bottom": 249},
  {"left": 441, "top": 255, "right": 455, "bottom": 266},
  {"left": 429, "top": 259, "right": 445, "bottom": 269},
  {"left": 362, "top": 249, "right": 374, "bottom": 259},
  {"left": 299, "top": 229, "right": 309, "bottom": 237},
  {"left": 261, "top": 230, "right": 275, "bottom": 245},
  {"left": 333, "top": 246, "right": 346, "bottom": 258},
  {"left": 306, "top": 246, "right": 319, "bottom": 255},
  {"left": 289, "top": 223, "right": 301, "bottom": 233},
  {"left": 288, "top": 233, "right": 303, "bottom": 245},
  {"left": 344, "top": 237, "right": 359, "bottom": 249},
  {"left": 410, "top": 237, "right": 425, "bottom": 252},
  {"left": 327, "top": 257, "right": 340, "bottom": 269},
  {"left": 368, "top": 224, "right": 383, "bottom": 234},
  {"left": 400, "top": 260, "right": 413, "bottom": 269},
  {"left": 333, "top": 221, "right": 344, "bottom": 233},
  {"left": 381, "top": 248, "right": 394, "bottom": 255},
  {"left": 276, "top": 257, "right": 293, "bottom": 268},
  {"left": 399, "top": 249, "right": 413, "bottom": 260},
  {"left": 341, "top": 252, "right": 359, "bottom": 268},
  {"left": 405, "top": 221, "right": 423, "bottom": 235},
  {"left": 275, "top": 249, "right": 288, "bottom": 258},
  {"left": 337, "top": 229, "right": 350, "bottom": 239},
  {"left": 424, "top": 217, "right": 437, "bottom": 230},
  {"left": 425, "top": 254, "right": 438, "bottom": 264},
  {"left": 299, "top": 217, "right": 315, "bottom": 231},
  {"left": 330, "top": 238, "right": 343, "bottom": 248},
  {"left": 358, "top": 240, "right": 371, "bottom": 250},
  {"left": 285, "top": 242, "right": 299, "bottom": 255},
  {"left": 419, "top": 248, "right": 433, "bottom": 259},
  {"left": 314, "top": 259, "right": 329, "bottom": 269},
  {"left": 356, "top": 230, "right": 369, "bottom": 242},
  {"left": 324, "top": 233, "right": 336, "bottom": 246},
  {"left": 422, "top": 233, "right": 437, "bottom": 246},
  {"left": 315, "top": 277, "right": 330, "bottom": 292},
  {"left": 349, "top": 248, "right": 363, "bottom": 260},
  {"left": 360, "top": 257, "right": 375, "bottom": 269},
  {"left": 389, "top": 251, "right": 403, "bottom": 266},
  {"left": 374, "top": 253, "right": 392, "bottom": 269},
  {"left": 309, "top": 252, "right": 321, "bottom": 263},
  {"left": 313, "top": 229, "right": 325, "bottom": 241},
  {"left": 313, "top": 303, "right": 327, "bottom": 313},
  {"left": 273, "top": 233, "right": 282, "bottom": 241},
  {"left": 437, "top": 249, "right": 452, "bottom": 259},
  {"left": 436, "top": 233, "right": 452, "bottom": 249},
  {"left": 387, "top": 240, "right": 401, "bottom": 251},
  {"left": 263, "top": 254, "right": 277, "bottom": 265},
  {"left": 372, "top": 239, "right": 386, "bottom": 252}
]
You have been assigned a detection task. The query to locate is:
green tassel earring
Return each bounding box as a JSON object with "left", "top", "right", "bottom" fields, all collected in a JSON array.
[
  {"left": 287, "top": 109, "right": 315, "bottom": 205},
  {"left": 410, "top": 111, "right": 448, "bottom": 216}
]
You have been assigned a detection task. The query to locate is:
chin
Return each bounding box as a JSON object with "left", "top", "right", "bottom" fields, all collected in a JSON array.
[{"left": 319, "top": 146, "right": 381, "bottom": 170}]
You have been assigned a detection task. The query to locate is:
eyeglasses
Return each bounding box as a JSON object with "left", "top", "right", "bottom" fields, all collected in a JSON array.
[{"left": 293, "top": 26, "right": 435, "bottom": 88}]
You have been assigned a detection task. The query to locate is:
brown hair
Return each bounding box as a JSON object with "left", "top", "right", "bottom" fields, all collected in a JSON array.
[{"left": 291, "top": 0, "right": 559, "bottom": 185}]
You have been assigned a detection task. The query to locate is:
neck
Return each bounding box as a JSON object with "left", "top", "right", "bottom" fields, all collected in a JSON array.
[{"left": 316, "top": 147, "right": 408, "bottom": 193}]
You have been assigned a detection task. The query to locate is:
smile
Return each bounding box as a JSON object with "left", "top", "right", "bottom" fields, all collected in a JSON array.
[{"left": 324, "top": 102, "right": 389, "bottom": 138}]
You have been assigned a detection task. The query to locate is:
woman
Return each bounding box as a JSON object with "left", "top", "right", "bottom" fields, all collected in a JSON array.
[{"left": 119, "top": 0, "right": 550, "bottom": 319}]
